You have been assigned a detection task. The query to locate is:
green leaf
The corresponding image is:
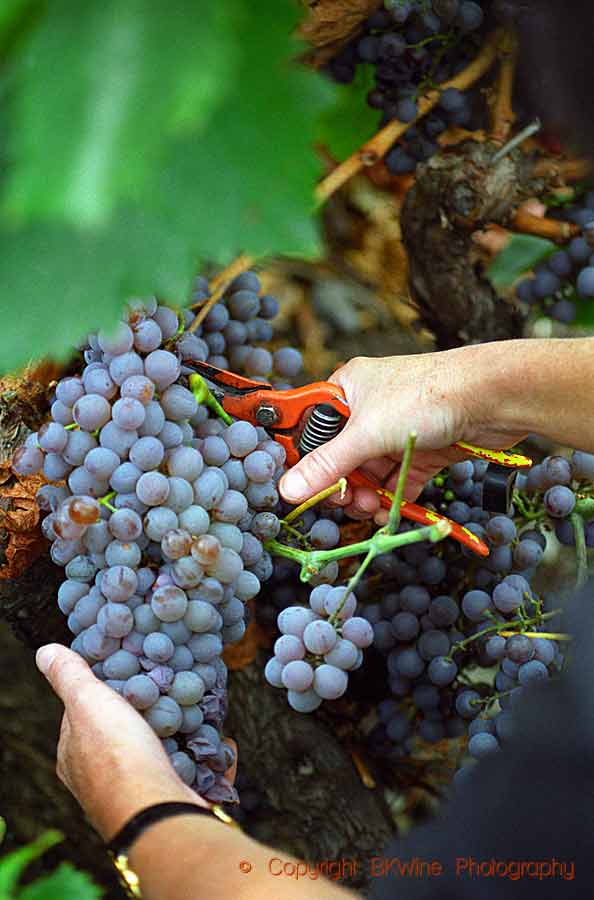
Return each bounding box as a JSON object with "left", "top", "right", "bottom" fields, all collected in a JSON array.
[
  {"left": 544, "top": 181, "right": 592, "bottom": 208},
  {"left": 139, "top": 0, "right": 336, "bottom": 262},
  {"left": 0, "top": 830, "right": 62, "bottom": 896},
  {"left": 0, "top": 208, "right": 202, "bottom": 374},
  {"left": 317, "top": 64, "right": 379, "bottom": 160},
  {"left": 487, "top": 233, "right": 557, "bottom": 289},
  {"left": 573, "top": 298, "right": 594, "bottom": 327},
  {"left": 3, "top": 0, "right": 237, "bottom": 227},
  {"left": 17, "top": 862, "right": 102, "bottom": 900},
  {"left": 0, "top": 0, "right": 32, "bottom": 36},
  {"left": 0, "top": 0, "right": 336, "bottom": 373},
  {"left": 0, "top": 0, "right": 41, "bottom": 62}
]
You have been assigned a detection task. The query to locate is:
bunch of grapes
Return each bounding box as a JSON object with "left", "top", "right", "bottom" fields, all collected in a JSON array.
[
  {"left": 517, "top": 451, "right": 594, "bottom": 548},
  {"left": 348, "top": 456, "right": 571, "bottom": 763},
  {"left": 453, "top": 629, "right": 561, "bottom": 780},
  {"left": 12, "top": 270, "right": 307, "bottom": 804},
  {"left": 327, "top": 0, "right": 489, "bottom": 175},
  {"left": 264, "top": 584, "right": 374, "bottom": 712},
  {"left": 515, "top": 194, "right": 594, "bottom": 324}
]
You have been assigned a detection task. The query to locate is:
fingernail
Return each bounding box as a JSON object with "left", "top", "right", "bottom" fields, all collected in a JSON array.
[
  {"left": 280, "top": 470, "right": 308, "bottom": 502},
  {"left": 36, "top": 645, "right": 57, "bottom": 676}
]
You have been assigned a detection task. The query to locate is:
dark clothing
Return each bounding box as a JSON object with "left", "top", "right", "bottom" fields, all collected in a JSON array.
[{"left": 370, "top": 583, "right": 594, "bottom": 898}]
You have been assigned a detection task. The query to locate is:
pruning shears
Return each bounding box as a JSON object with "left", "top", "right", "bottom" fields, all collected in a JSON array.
[{"left": 187, "top": 362, "right": 532, "bottom": 558}]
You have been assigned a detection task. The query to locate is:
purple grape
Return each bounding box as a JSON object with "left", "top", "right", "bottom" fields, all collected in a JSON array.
[{"left": 544, "top": 485, "right": 576, "bottom": 518}]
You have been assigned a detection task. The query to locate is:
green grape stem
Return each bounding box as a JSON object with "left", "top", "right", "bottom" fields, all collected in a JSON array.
[
  {"left": 282, "top": 478, "right": 347, "bottom": 526},
  {"left": 570, "top": 512, "right": 588, "bottom": 588},
  {"left": 328, "top": 547, "right": 374, "bottom": 628},
  {"left": 266, "top": 521, "right": 449, "bottom": 583},
  {"left": 280, "top": 521, "right": 312, "bottom": 548},
  {"left": 98, "top": 490, "right": 117, "bottom": 513},
  {"left": 189, "top": 374, "right": 232, "bottom": 425},
  {"left": 448, "top": 608, "right": 561, "bottom": 657},
  {"left": 574, "top": 496, "right": 594, "bottom": 519},
  {"left": 386, "top": 432, "right": 417, "bottom": 535}
]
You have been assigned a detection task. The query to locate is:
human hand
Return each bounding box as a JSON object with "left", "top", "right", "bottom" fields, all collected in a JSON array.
[
  {"left": 279, "top": 350, "right": 526, "bottom": 522},
  {"left": 36, "top": 644, "right": 235, "bottom": 841}
]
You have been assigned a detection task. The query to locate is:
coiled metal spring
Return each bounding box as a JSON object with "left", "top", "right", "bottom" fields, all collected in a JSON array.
[{"left": 298, "top": 404, "right": 345, "bottom": 457}]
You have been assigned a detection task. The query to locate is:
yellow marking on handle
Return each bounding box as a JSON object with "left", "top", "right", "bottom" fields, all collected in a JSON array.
[
  {"left": 377, "top": 488, "right": 482, "bottom": 546},
  {"left": 499, "top": 631, "right": 571, "bottom": 641},
  {"left": 454, "top": 442, "right": 532, "bottom": 469}
]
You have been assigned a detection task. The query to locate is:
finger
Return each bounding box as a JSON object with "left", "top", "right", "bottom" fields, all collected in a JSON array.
[
  {"left": 350, "top": 487, "right": 381, "bottom": 517},
  {"left": 357, "top": 457, "right": 399, "bottom": 483},
  {"left": 383, "top": 472, "right": 427, "bottom": 500},
  {"left": 36, "top": 644, "right": 106, "bottom": 710},
  {"left": 344, "top": 503, "right": 374, "bottom": 521},
  {"left": 279, "top": 421, "right": 369, "bottom": 503},
  {"left": 374, "top": 509, "right": 389, "bottom": 527},
  {"left": 56, "top": 714, "right": 70, "bottom": 780}
]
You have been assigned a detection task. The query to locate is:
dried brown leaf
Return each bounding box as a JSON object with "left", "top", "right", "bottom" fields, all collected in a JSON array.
[
  {"left": 0, "top": 360, "right": 62, "bottom": 402},
  {"left": 300, "top": 0, "right": 382, "bottom": 65},
  {"left": 0, "top": 463, "right": 47, "bottom": 578}
]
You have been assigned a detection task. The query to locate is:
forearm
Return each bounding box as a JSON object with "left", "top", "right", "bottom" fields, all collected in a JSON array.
[
  {"left": 466, "top": 337, "right": 594, "bottom": 451},
  {"left": 129, "top": 814, "right": 357, "bottom": 900}
]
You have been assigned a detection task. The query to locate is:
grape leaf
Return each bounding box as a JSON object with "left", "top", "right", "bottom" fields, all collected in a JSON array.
[
  {"left": 0, "top": 215, "right": 196, "bottom": 374},
  {"left": 0, "top": 0, "right": 32, "bottom": 36},
  {"left": 487, "top": 234, "right": 556, "bottom": 289},
  {"left": 139, "top": 0, "right": 336, "bottom": 262},
  {"left": 317, "top": 63, "right": 379, "bottom": 159},
  {"left": 300, "top": 0, "right": 380, "bottom": 65},
  {"left": 2, "top": 0, "right": 236, "bottom": 226},
  {"left": 573, "top": 298, "right": 594, "bottom": 326},
  {"left": 0, "top": 0, "right": 335, "bottom": 374},
  {"left": 0, "top": 830, "right": 62, "bottom": 895},
  {"left": 17, "top": 862, "right": 102, "bottom": 900}
]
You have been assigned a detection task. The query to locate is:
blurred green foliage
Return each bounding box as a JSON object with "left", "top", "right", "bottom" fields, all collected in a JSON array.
[
  {"left": 486, "top": 233, "right": 556, "bottom": 289},
  {"left": 0, "top": 820, "right": 101, "bottom": 899},
  {"left": 0, "top": 0, "right": 337, "bottom": 373},
  {"left": 318, "top": 63, "right": 378, "bottom": 159}
]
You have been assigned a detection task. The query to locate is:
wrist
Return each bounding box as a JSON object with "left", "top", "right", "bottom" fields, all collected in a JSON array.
[
  {"left": 457, "top": 340, "right": 536, "bottom": 441},
  {"left": 93, "top": 772, "right": 200, "bottom": 842}
]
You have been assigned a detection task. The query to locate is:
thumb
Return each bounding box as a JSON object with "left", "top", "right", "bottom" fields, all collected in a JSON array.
[
  {"left": 279, "top": 423, "right": 368, "bottom": 503},
  {"left": 36, "top": 643, "right": 95, "bottom": 705}
]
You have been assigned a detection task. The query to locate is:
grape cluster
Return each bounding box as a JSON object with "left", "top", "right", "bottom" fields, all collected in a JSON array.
[
  {"left": 454, "top": 629, "right": 562, "bottom": 782},
  {"left": 515, "top": 193, "right": 594, "bottom": 324},
  {"left": 517, "top": 450, "right": 594, "bottom": 547},
  {"left": 13, "top": 271, "right": 305, "bottom": 804},
  {"left": 264, "top": 584, "right": 374, "bottom": 712},
  {"left": 327, "top": 0, "right": 488, "bottom": 175},
  {"left": 352, "top": 456, "right": 567, "bottom": 760}
]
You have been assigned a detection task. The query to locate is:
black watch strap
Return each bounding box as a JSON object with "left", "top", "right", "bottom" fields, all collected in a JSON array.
[{"left": 107, "top": 801, "right": 239, "bottom": 898}]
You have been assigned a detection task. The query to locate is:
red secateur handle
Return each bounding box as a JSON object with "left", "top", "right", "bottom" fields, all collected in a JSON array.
[{"left": 348, "top": 469, "right": 489, "bottom": 558}]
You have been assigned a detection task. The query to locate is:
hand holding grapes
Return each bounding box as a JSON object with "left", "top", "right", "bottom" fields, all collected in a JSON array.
[{"left": 35, "top": 643, "right": 236, "bottom": 840}]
